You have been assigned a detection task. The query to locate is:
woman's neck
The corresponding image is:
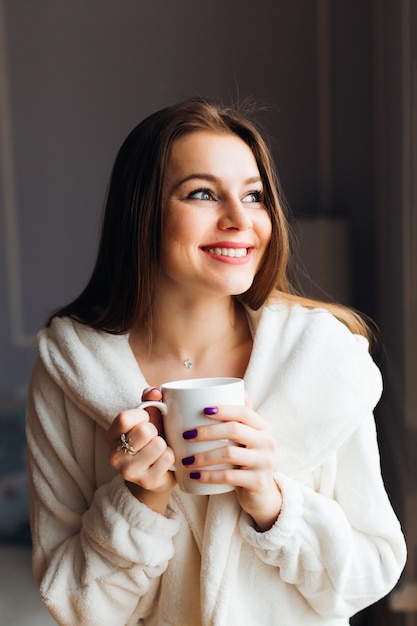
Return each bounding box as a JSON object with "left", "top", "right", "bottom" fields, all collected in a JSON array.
[{"left": 129, "top": 296, "right": 252, "bottom": 384}]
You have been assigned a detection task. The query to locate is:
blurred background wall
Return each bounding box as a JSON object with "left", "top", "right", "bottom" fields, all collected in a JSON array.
[{"left": 0, "top": 1, "right": 415, "bottom": 624}]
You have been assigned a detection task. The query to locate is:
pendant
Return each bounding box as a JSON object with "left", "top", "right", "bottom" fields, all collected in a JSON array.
[{"left": 183, "top": 358, "right": 192, "bottom": 369}]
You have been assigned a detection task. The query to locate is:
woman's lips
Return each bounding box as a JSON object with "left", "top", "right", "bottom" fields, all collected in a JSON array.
[{"left": 200, "top": 243, "right": 253, "bottom": 263}]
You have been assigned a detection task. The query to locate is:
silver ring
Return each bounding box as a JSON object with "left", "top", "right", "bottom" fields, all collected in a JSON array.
[{"left": 116, "top": 433, "right": 137, "bottom": 455}]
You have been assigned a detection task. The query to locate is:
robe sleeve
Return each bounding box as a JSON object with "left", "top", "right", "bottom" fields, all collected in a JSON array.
[
  {"left": 239, "top": 411, "right": 406, "bottom": 619},
  {"left": 26, "top": 359, "right": 180, "bottom": 626}
]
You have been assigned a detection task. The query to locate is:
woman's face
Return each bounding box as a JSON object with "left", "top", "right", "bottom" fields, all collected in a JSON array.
[{"left": 160, "top": 130, "right": 272, "bottom": 301}]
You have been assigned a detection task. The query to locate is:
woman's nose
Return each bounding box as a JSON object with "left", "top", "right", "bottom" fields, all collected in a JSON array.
[{"left": 217, "top": 197, "right": 253, "bottom": 231}]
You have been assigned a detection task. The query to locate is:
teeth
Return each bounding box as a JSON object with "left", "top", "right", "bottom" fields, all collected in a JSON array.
[{"left": 207, "top": 247, "right": 248, "bottom": 258}]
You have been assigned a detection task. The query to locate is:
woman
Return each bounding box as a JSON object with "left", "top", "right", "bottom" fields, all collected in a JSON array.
[{"left": 26, "top": 97, "right": 406, "bottom": 625}]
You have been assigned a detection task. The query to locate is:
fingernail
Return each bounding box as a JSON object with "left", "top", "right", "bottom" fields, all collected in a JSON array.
[
  {"left": 204, "top": 406, "right": 218, "bottom": 415},
  {"left": 190, "top": 472, "right": 201, "bottom": 480},
  {"left": 142, "top": 387, "right": 159, "bottom": 398},
  {"left": 181, "top": 455, "right": 195, "bottom": 466},
  {"left": 183, "top": 428, "right": 198, "bottom": 440}
]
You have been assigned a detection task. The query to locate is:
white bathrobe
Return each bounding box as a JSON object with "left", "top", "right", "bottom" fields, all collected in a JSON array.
[{"left": 26, "top": 303, "right": 406, "bottom": 626}]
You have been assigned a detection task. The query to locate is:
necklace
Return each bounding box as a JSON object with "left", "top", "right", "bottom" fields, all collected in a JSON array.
[{"left": 183, "top": 359, "right": 193, "bottom": 369}]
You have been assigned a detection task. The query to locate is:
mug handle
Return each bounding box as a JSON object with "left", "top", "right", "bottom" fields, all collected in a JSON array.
[
  {"left": 137, "top": 401, "right": 175, "bottom": 470},
  {"left": 138, "top": 400, "right": 167, "bottom": 414}
]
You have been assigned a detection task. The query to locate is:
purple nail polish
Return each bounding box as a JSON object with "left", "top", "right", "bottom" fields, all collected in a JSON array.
[
  {"left": 183, "top": 428, "right": 198, "bottom": 440},
  {"left": 204, "top": 406, "right": 218, "bottom": 415},
  {"left": 181, "top": 455, "right": 195, "bottom": 466},
  {"left": 190, "top": 472, "right": 201, "bottom": 480}
]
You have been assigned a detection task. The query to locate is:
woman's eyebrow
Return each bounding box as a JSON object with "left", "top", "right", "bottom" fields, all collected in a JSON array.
[
  {"left": 172, "top": 173, "right": 218, "bottom": 190},
  {"left": 171, "top": 173, "right": 262, "bottom": 192}
]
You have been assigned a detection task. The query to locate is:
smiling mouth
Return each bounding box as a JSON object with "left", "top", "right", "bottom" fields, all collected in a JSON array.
[{"left": 203, "top": 247, "right": 249, "bottom": 258}]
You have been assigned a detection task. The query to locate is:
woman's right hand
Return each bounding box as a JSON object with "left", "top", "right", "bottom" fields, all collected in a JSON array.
[{"left": 106, "top": 387, "right": 176, "bottom": 514}]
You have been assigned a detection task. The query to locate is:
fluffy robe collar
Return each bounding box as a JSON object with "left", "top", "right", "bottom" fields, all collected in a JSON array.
[{"left": 36, "top": 303, "right": 382, "bottom": 475}]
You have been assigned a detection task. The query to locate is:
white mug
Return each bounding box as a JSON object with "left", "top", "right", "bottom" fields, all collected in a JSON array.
[{"left": 138, "top": 377, "right": 245, "bottom": 495}]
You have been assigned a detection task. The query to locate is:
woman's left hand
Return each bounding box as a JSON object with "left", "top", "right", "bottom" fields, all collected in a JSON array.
[{"left": 182, "top": 402, "right": 282, "bottom": 531}]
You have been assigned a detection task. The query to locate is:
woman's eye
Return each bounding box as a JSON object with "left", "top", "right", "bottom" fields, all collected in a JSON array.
[
  {"left": 242, "top": 190, "right": 263, "bottom": 203},
  {"left": 187, "top": 189, "right": 213, "bottom": 201}
]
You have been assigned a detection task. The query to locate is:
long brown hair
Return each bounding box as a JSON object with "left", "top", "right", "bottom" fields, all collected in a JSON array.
[{"left": 48, "top": 97, "right": 372, "bottom": 341}]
